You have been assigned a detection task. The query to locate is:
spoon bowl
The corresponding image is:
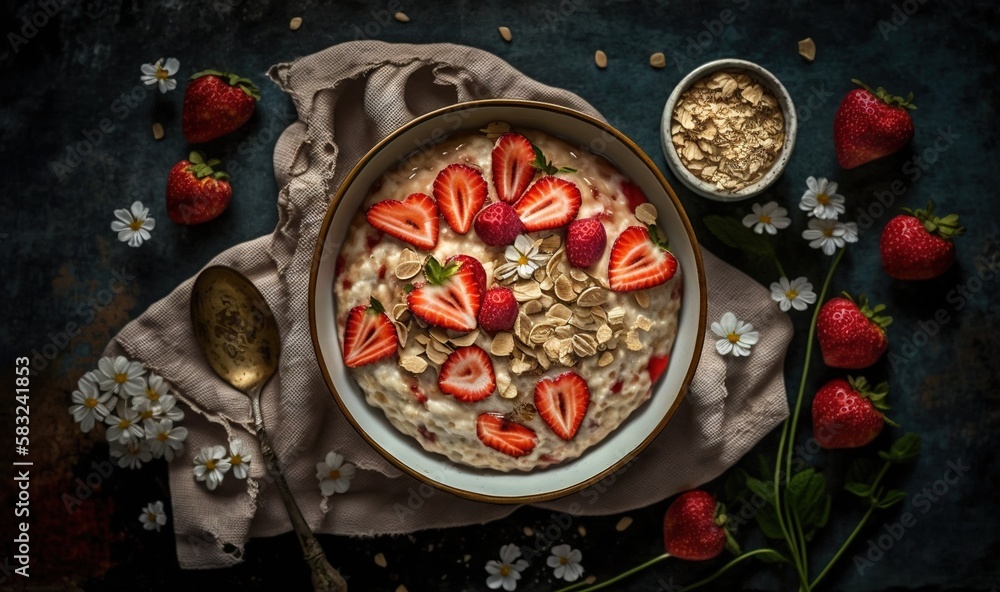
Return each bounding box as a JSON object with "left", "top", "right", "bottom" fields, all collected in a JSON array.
[{"left": 191, "top": 265, "right": 347, "bottom": 592}]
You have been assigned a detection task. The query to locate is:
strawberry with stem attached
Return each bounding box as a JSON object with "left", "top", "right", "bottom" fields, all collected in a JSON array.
[
  {"left": 663, "top": 490, "right": 741, "bottom": 561},
  {"left": 607, "top": 225, "right": 678, "bottom": 292},
  {"left": 834, "top": 79, "right": 916, "bottom": 169},
  {"left": 406, "top": 256, "right": 482, "bottom": 332},
  {"left": 880, "top": 200, "right": 965, "bottom": 280},
  {"left": 812, "top": 376, "right": 898, "bottom": 449},
  {"left": 165, "top": 151, "right": 232, "bottom": 225},
  {"left": 182, "top": 70, "right": 260, "bottom": 143},
  {"left": 342, "top": 297, "right": 398, "bottom": 368},
  {"left": 816, "top": 293, "right": 892, "bottom": 369}
]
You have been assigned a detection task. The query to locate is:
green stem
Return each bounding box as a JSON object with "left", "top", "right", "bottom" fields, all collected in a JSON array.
[
  {"left": 552, "top": 553, "right": 670, "bottom": 592},
  {"left": 774, "top": 256, "right": 788, "bottom": 280},
  {"left": 549, "top": 580, "right": 596, "bottom": 592},
  {"left": 773, "top": 403, "right": 807, "bottom": 584},
  {"left": 678, "top": 549, "right": 790, "bottom": 592},
  {"left": 792, "top": 507, "right": 809, "bottom": 583},
  {"left": 810, "top": 461, "right": 892, "bottom": 589}
]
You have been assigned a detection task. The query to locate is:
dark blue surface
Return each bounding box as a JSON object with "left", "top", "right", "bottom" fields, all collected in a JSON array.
[{"left": 1, "top": 0, "right": 998, "bottom": 590}]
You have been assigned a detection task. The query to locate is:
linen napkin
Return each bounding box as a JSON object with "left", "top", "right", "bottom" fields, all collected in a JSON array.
[{"left": 102, "top": 41, "right": 792, "bottom": 569}]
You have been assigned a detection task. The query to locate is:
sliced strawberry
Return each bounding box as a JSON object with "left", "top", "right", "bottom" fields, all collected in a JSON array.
[
  {"left": 438, "top": 346, "right": 496, "bottom": 402},
  {"left": 647, "top": 354, "right": 669, "bottom": 384},
  {"left": 342, "top": 297, "right": 398, "bottom": 368},
  {"left": 365, "top": 192, "right": 439, "bottom": 250},
  {"left": 620, "top": 180, "right": 648, "bottom": 213},
  {"left": 491, "top": 132, "right": 536, "bottom": 204},
  {"left": 476, "top": 412, "right": 537, "bottom": 458},
  {"left": 608, "top": 225, "right": 678, "bottom": 293},
  {"left": 446, "top": 254, "right": 487, "bottom": 296},
  {"left": 434, "top": 164, "right": 487, "bottom": 234},
  {"left": 407, "top": 256, "right": 481, "bottom": 331},
  {"left": 514, "top": 177, "right": 582, "bottom": 232},
  {"left": 534, "top": 371, "right": 591, "bottom": 441}
]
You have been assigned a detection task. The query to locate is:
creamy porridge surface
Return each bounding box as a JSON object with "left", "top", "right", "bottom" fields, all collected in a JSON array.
[{"left": 334, "top": 127, "right": 683, "bottom": 472}]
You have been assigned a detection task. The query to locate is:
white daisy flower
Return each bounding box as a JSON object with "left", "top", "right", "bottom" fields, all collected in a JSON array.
[
  {"left": 193, "top": 445, "right": 231, "bottom": 491},
  {"left": 131, "top": 373, "right": 172, "bottom": 409},
  {"left": 711, "top": 312, "right": 759, "bottom": 357},
  {"left": 144, "top": 418, "right": 188, "bottom": 461},
  {"left": 96, "top": 355, "right": 147, "bottom": 397},
  {"left": 139, "top": 500, "right": 168, "bottom": 532},
  {"left": 802, "top": 218, "right": 854, "bottom": 255},
  {"left": 228, "top": 439, "right": 253, "bottom": 480},
  {"left": 497, "top": 234, "right": 549, "bottom": 280},
  {"left": 547, "top": 544, "right": 584, "bottom": 582},
  {"left": 68, "top": 372, "right": 116, "bottom": 433},
  {"left": 485, "top": 543, "right": 530, "bottom": 591},
  {"left": 140, "top": 57, "right": 180, "bottom": 93},
  {"left": 316, "top": 451, "right": 356, "bottom": 496},
  {"left": 111, "top": 201, "right": 156, "bottom": 248},
  {"left": 104, "top": 400, "right": 145, "bottom": 444},
  {"left": 110, "top": 439, "right": 153, "bottom": 470},
  {"left": 151, "top": 393, "right": 185, "bottom": 422},
  {"left": 741, "top": 201, "right": 791, "bottom": 235},
  {"left": 800, "top": 176, "right": 846, "bottom": 220},
  {"left": 770, "top": 276, "right": 817, "bottom": 312}
]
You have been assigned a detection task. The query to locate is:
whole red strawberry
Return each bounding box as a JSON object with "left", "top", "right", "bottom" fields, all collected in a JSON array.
[
  {"left": 834, "top": 79, "right": 915, "bottom": 169},
  {"left": 566, "top": 217, "right": 607, "bottom": 268},
  {"left": 662, "top": 490, "right": 739, "bottom": 561},
  {"left": 812, "top": 376, "right": 895, "bottom": 449},
  {"left": 816, "top": 293, "right": 891, "bottom": 369},
  {"left": 165, "top": 151, "right": 232, "bottom": 225},
  {"left": 182, "top": 70, "right": 260, "bottom": 143},
  {"left": 880, "top": 201, "right": 964, "bottom": 280}
]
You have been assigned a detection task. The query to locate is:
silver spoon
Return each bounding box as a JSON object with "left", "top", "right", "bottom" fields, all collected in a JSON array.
[{"left": 190, "top": 265, "right": 348, "bottom": 592}]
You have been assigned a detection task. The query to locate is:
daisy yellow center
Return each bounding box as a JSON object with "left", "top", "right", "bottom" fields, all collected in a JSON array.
[
  {"left": 759, "top": 214, "right": 772, "bottom": 224},
  {"left": 823, "top": 228, "right": 834, "bottom": 237},
  {"left": 84, "top": 397, "right": 99, "bottom": 408},
  {"left": 146, "top": 388, "right": 160, "bottom": 401},
  {"left": 155, "top": 66, "right": 170, "bottom": 80},
  {"left": 559, "top": 556, "right": 569, "bottom": 565},
  {"left": 114, "top": 372, "right": 129, "bottom": 384},
  {"left": 140, "top": 410, "right": 154, "bottom": 420},
  {"left": 517, "top": 254, "right": 529, "bottom": 265},
  {"left": 785, "top": 289, "right": 799, "bottom": 300},
  {"left": 118, "top": 418, "right": 131, "bottom": 429},
  {"left": 328, "top": 469, "right": 341, "bottom": 480},
  {"left": 500, "top": 565, "right": 511, "bottom": 577},
  {"left": 148, "top": 511, "right": 158, "bottom": 521},
  {"left": 205, "top": 459, "right": 217, "bottom": 470},
  {"left": 817, "top": 192, "right": 830, "bottom": 205},
  {"left": 727, "top": 332, "right": 740, "bottom": 344},
  {"left": 129, "top": 219, "right": 145, "bottom": 231},
  {"left": 157, "top": 432, "right": 169, "bottom": 442},
  {"left": 231, "top": 455, "right": 243, "bottom": 466}
]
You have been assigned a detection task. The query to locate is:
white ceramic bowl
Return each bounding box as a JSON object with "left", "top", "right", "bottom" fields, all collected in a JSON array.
[
  {"left": 660, "top": 58, "right": 797, "bottom": 202},
  {"left": 310, "top": 100, "right": 706, "bottom": 503}
]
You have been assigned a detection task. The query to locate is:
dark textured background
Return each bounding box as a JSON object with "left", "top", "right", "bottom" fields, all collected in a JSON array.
[{"left": 1, "top": 0, "right": 998, "bottom": 590}]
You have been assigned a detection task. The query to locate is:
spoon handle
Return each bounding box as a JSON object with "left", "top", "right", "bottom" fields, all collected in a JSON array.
[{"left": 249, "top": 384, "right": 348, "bottom": 592}]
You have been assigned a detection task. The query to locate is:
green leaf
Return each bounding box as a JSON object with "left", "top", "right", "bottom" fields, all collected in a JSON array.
[
  {"left": 743, "top": 476, "right": 784, "bottom": 540},
  {"left": 876, "top": 489, "right": 907, "bottom": 509},
  {"left": 787, "top": 469, "right": 830, "bottom": 539},
  {"left": 846, "top": 458, "right": 877, "bottom": 486},
  {"left": 745, "top": 476, "right": 774, "bottom": 502},
  {"left": 882, "top": 433, "right": 921, "bottom": 464},
  {"left": 703, "top": 215, "right": 776, "bottom": 259},
  {"left": 844, "top": 482, "right": 872, "bottom": 498}
]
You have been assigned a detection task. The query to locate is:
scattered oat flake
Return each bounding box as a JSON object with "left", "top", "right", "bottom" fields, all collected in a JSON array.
[
  {"left": 635, "top": 203, "right": 658, "bottom": 225},
  {"left": 498, "top": 26, "right": 512, "bottom": 42},
  {"left": 394, "top": 11, "right": 410, "bottom": 23},
  {"left": 396, "top": 586, "right": 409, "bottom": 592},
  {"left": 374, "top": 552, "right": 387, "bottom": 568},
  {"left": 595, "top": 50, "right": 608, "bottom": 69},
  {"left": 616, "top": 516, "right": 633, "bottom": 531},
  {"left": 625, "top": 330, "right": 642, "bottom": 351},
  {"left": 798, "top": 37, "right": 816, "bottom": 62},
  {"left": 636, "top": 315, "right": 653, "bottom": 332},
  {"left": 289, "top": 17, "right": 302, "bottom": 30},
  {"left": 151, "top": 123, "right": 165, "bottom": 140},
  {"left": 634, "top": 290, "right": 650, "bottom": 308},
  {"left": 578, "top": 525, "right": 587, "bottom": 536},
  {"left": 523, "top": 526, "right": 534, "bottom": 536},
  {"left": 399, "top": 355, "right": 428, "bottom": 374},
  {"left": 649, "top": 52, "right": 666, "bottom": 69}
]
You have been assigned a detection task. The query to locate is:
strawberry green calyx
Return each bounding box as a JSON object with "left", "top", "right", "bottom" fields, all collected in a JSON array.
[
  {"left": 187, "top": 151, "right": 231, "bottom": 181},
  {"left": 191, "top": 69, "right": 261, "bottom": 100},
  {"left": 530, "top": 143, "right": 577, "bottom": 175},
  {"left": 369, "top": 296, "right": 386, "bottom": 314},
  {"left": 647, "top": 224, "right": 671, "bottom": 251},
  {"left": 851, "top": 79, "right": 917, "bottom": 110},
  {"left": 902, "top": 200, "right": 966, "bottom": 240},
  {"left": 423, "top": 256, "right": 460, "bottom": 285},
  {"left": 842, "top": 292, "right": 893, "bottom": 329},
  {"left": 848, "top": 375, "right": 899, "bottom": 426},
  {"left": 713, "top": 501, "right": 742, "bottom": 556}
]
